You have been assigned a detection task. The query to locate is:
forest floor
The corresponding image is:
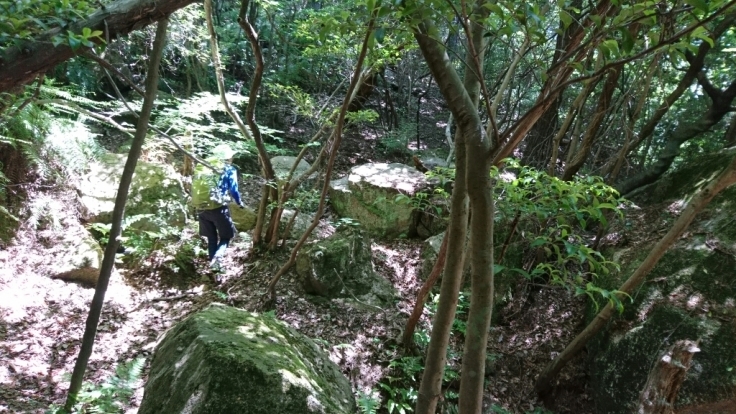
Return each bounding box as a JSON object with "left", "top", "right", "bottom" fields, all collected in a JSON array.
[{"left": 1, "top": 112, "right": 600, "bottom": 414}]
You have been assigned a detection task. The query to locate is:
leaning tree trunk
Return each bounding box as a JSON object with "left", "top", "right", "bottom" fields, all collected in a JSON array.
[
  {"left": 637, "top": 340, "right": 701, "bottom": 414},
  {"left": 607, "top": 13, "right": 736, "bottom": 174},
  {"left": 535, "top": 150, "right": 736, "bottom": 397},
  {"left": 401, "top": 232, "right": 448, "bottom": 349},
  {"left": 63, "top": 18, "right": 168, "bottom": 412},
  {"left": 264, "top": 9, "right": 377, "bottom": 303},
  {"left": 616, "top": 78, "right": 736, "bottom": 196},
  {"left": 0, "top": 0, "right": 194, "bottom": 93}
]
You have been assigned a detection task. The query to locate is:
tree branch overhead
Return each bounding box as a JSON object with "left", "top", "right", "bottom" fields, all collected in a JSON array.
[{"left": 0, "top": 0, "right": 197, "bottom": 93}]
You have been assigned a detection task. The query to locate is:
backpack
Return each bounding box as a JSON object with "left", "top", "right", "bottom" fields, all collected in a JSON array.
[{"left": 191, "top": 158, "right": 229, "bottom": 210}]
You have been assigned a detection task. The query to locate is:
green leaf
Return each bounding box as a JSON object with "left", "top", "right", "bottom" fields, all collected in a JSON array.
[
  {"left": 559, "top": 10, "right": 572, "bottom": 29},
  {"left": 375, "top": 27, "right": 385, "bottom": 43},
  {"left": 691, "top": 26, "right": 714, "bottom": 47},
  {"left": 619, "top": 27, "right": 634, "bottom": 54},
  {"left": 685, "top": 0, "right": 709, "bottom": 13}
]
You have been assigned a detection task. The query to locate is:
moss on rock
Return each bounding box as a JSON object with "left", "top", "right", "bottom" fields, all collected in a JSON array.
[
  {"left": 138, "top": 304, "right": 355, "bottom": 414},
  {"left": 295, "top": 229, "right": 396, "bottom": 306},
  {"left": 587, "top": 149, "right": 736, "bottom": 413}
]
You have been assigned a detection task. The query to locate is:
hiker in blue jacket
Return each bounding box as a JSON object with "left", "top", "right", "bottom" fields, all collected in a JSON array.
[{"left": 194, "top": 144, "right": 245, "bottom": 271}]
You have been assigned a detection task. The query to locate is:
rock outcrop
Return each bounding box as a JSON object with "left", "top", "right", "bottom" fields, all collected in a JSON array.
[
  {"left": 78, "top": 152, "right": 188, "bottom": 230},
  {"left": 588, "top": 149, "right": 736, "bottom": 413},
  {"left": 138, "top": 304, "right": 355, "bottom": 414},
  {"left": 295, "top": 228, "right": 396, "bottom": 306},
  {"left": 328, "top": 163, "right": 433, "bottom": 238}
]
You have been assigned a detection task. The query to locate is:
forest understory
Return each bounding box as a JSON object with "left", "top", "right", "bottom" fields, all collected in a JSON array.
[{"left": 0, "top": 118, "right": 606, "bottom": 414}]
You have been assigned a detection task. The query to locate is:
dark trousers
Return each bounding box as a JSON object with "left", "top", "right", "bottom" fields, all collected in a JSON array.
[{"left": 198, "top": 206, "right": 236, "bottom": 260}]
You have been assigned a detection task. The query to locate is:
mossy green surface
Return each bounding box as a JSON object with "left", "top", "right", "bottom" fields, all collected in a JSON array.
[
  {"left": 295, "top": 229, "right": 396, "bottom": 304},
  {"left": 138, "top": 304, "right": 355, "bottom": 414},
  {"left": 328, "top": 163, "right": 429, "bottom": 238},
  {"left": 80, "top": 153, "right": 188, "bottom": 231},
  {"left": 587, "top": 149, "right": 736, "bottom": 413}
]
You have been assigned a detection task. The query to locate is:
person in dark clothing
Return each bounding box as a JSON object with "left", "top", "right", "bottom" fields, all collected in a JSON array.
[{"left": 195, "top": 144, "right": 244, "bottom": 270}]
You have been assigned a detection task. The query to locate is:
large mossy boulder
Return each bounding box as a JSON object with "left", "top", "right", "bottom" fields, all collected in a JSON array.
[
  {"left": 295, "top": 228, "right": 397, "bottom": 306},
  {"left": 138, "top": 304, "right": 355, "bottom": 414},
  {"left": 78, "top": 152, "right": 187, "bottom": 230},
  {"left": 328, "top": 163, "right": 431, "bottom": 238},
  {"left": 588, "top": 149, "right": 736, "bottom": 413}
]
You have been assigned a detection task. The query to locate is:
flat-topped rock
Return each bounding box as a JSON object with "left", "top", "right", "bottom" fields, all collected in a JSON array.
[{"left": 329, "top": 163, "right": 429, "bottom": 238}]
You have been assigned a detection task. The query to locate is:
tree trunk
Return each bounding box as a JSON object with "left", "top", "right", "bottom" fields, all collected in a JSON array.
[
  {"left": 616, "top": 79, "right": 736, "bottom": 196},
  {"left": 412, "top": 25, "right": 473, "bottom": 414},
  {"left": 401, "top": 232, "right": 448, "bottom": 349},
  {"left": 637, "top": 340, "right": 701, "bottom": 414},
  {"left": 264, "top": 10, "right": 377, "bottom": 303},
  {"left": 607, "top": 13, "right": 736, "bottom": 178},
  {"left": 535, "top": 151, "right": 736, "bottom": 397},
  {"left": 562, "top": 66, "right": 621, "bottom": 180},
  {"left": 63, "top": 17, "right": 168, "bottom": 412},
  {"left": 547, "top": 79, "right": 596, "bottom": 175},
  {"left": 0, "top": 0, "right": 194, "bottom": 93},
  {"left": 413, "top": 1, "right": 496, "bottom": 410}
]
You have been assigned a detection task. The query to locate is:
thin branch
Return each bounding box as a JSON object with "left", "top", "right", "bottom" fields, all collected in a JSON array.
[{"left": 83, "top": 51, "right": 145, "bottom": 97}]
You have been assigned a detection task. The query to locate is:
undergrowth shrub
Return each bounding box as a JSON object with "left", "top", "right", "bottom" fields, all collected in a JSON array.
[
  {"left": 404, "top": 158, "right": 630, "bottom": 310},
  {"left": 47, "top": 357, "right": 145, "bottom": 414}
]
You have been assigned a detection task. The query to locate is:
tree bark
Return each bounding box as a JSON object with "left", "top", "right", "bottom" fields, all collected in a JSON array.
[
  {"left": 608, "top": 13, "right": 736, "bottom": 172},
  {"left": 535, "top": 151, "right": 736, "bottom": 397},
  {"left": 264, "top": 10, "right": 377, "bottom": 303},
  {"left": 562, "top": 66, "right": 621, "bottom": 180},
  {"left": 0, "top": 0, "right": 193, "bottom": 93},
  {"left": 547, "top": 78, "right": 596, "bottom": 175},
  {"left": 637, "top": 340, "right": 700, "bottom": 414},
  {"left": 413, "top": 2, "right": 495, "bottom": 411},
  {"left": 412, "top": 18, "right": 475, "bottom": 412},
  {"left": 616, "top": 78, "right": 736, "bottom": 196},
  {"left": 401, "top": 232, "right": 448, "bottom": 349},
  {"left": 63, "top": 17, "right": 168, "bottom": 412}
]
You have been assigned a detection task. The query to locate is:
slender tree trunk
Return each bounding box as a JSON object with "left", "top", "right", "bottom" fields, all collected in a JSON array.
[
  {"left": 413, "top": 2, "right": 495, "bottom": 411},
  {"left": 547, "top": 79, "right": 596, "bottom": 175},
  {"left": 614, "top": 13, "right": 736, "bottom": 166},
  {"left": 604, "top": 52, "right": 661, "bottom": 182},
  {"left": 63, "top": 18, "right": 168, "bottom": 412},
  {"left": 402, "top": 232, "right": 448, "bottom": 349},
  {"left": 460, "top": 138, "right": 494, "bottom": 414},
  {"left": 414, "top": 131, "right": 468, "bottom": 414},
  {"left": 264, "top": 9, "right": 377, "bottom": 302},
  {"left": 562, "top": 66, "right": 621, "bottom": 180},
  {"left": 535, "top": 151, "right": 736, "bottom": 396},
  {"left": 236, "top": 1, "right": 281, "bottom": 246}
]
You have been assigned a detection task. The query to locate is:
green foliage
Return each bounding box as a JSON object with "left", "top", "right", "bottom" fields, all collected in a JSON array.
[
  {"left": 47, "top": 357, "right": 145, "bottom": 414},
  {"left": 490, "top": 405, "right": 554, "bottom": 414},
  {"left": 266, "top": 83, "right": 316, "bottom": 120},
  {"left": 378, "top": 354, "right": 421, "bottom": 414},
  {"left": 89, "top": 213, "right": 179, "bottom": 264},
  {"left": 284, "top": 188, "right": 320, "bottom": 213},
  {"left": 345, "top": 109, "right": 380, "bottom": 126},
  {"left": 493, "top": 158, "right": 629, "bottom": 311},
  {"left": 377, "top": 123, "right": 415, "bottom": 157},
  {"left": 0, "top": 0, "right": 104, "bottom": 50},
  {"left": 333, "top": 217, "right": 361, "bottom": 231},
  {"left": 356, "top": 389, "right": 381, "bottom": 414},
  {"left": 404, "top": 158, "right": 629, "bottom": 310},
  {"left": 152, "top": 92, "right": 285, "bottom": 157}
]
